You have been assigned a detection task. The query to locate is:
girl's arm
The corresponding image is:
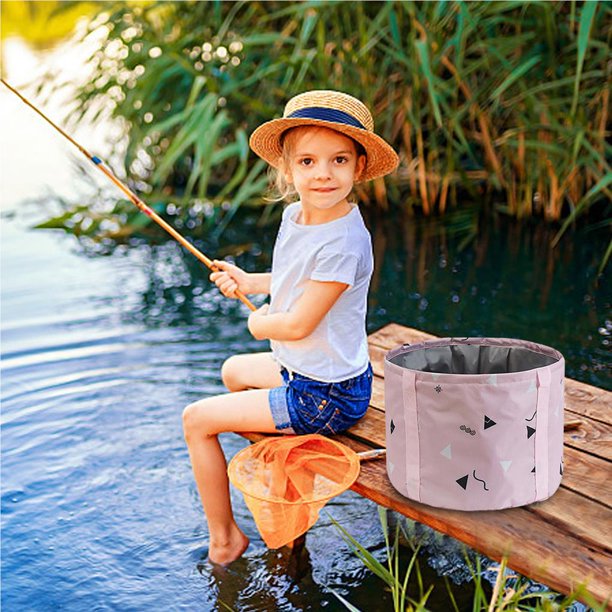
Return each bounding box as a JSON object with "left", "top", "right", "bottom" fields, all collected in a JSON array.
[
  {"left": 210, "top": 260, "right": 271, "bottom": 296},
  {"left": 248, "top": 280, "right": 348, "bottom": 341}
]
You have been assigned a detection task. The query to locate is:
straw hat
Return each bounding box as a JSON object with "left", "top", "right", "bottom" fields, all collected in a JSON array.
[{"left": 249, "top": 90, "right": 399, "bottom": 182}]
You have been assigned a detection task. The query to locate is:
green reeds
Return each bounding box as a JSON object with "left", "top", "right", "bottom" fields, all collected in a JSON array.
[
  {"left": 330, "top": 507, "right": 432, "bottom": 611},
  {"left": 330, "top": 508, "right": 607, "bottom": 612},
  {"left": 39, "top": 0, "right": 609, "bottom": 244}
]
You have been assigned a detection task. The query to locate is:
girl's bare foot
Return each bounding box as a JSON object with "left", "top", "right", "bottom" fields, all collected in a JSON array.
[{"left": 208, "top": 525, "right": 249, "bottom": 565}]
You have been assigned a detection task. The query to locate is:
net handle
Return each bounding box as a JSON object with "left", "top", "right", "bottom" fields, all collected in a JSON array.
[{"left": 357, "top": 448, "right": 386, "bottom": 462}]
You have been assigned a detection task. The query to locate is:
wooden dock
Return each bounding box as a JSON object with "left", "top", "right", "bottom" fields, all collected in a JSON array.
[{"left": 243, "top": 324, "right": 612, "bottom": 605}]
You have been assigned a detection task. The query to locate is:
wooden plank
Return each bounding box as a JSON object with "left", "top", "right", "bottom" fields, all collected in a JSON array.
[
  {"left": 369, "top": 344, "right": 388, "bottom": 378},
  {"left": 562, "top": 446, "right": 612, "bottom": 507},
  {"left": 370, "top": 374, "right": 385, "bottom": 409},
  {"left": 367, "top": 323, "right": 436, "bottom": 349},
  {"left": 562, "top": 417, "right": 612, "bottom": 461},
  {"left": 343, "top": 408, "right": 386, "bottom": 447},
  {"left": 564, "top": 379, "right": 612, "bottom": 425},
  {"left": 526, "top": 486, "right": 612, "bottom": 552}
]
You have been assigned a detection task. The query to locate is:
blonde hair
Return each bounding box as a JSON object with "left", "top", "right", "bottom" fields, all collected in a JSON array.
[{"left": 266, "top": 126, "right": 366, "bottom": 203}]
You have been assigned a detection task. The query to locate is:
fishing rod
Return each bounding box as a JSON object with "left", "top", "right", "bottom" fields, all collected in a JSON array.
[{"left": 1, "top": 78, "right": 256, "bottom": 312}]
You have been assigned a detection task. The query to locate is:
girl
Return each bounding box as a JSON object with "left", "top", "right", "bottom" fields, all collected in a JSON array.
[{"left": 183, "top": 90, "right": 398, "bottom": 565}]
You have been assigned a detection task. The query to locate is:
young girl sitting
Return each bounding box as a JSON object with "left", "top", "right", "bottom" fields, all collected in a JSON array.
[{"left": 183, "top": 90, "right": 399, "bottom": 565}]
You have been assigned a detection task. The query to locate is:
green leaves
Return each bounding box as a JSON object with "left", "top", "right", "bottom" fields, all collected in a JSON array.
[
  {"left": 553, "top": 172, "right": 612, "bottom": 246},
  {"left": 490, "top": 54, "right": 542, "bottom": 101},
  {"left": 414, "top": 36, "right": 443, "bottom": 129},
  {"left": 571, "top": 0, "right": 599, "bottom": 117},
  {"left": 329, "top": 508, "right": 432, "bottom": 612},
  {"left": 329, "top": 512, "right": 396, "bottom": 586},
  {"left": 332, "top": 509, "right": 604, "bottom": 612},
  {"left": 152, "top": 93, "right": 219, "bottom": 184}
]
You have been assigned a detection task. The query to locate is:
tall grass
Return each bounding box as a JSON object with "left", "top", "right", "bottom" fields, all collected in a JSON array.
[
  {"left": 330, "top": 508, "right": 432, "bottom": 611},
  {"left": 39, "top": 1, "right": 610, "bottom": 249},
  {"left": 330, "top": 507, "right": 607, "bottom": 612}
]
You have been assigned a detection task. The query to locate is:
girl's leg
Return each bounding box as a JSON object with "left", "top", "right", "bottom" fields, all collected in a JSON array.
[
  {"left": 183, "top": 387, "right": 286, "bottom": 565},
  {"left": 221, "top": 352, "right": 282, "bottom": 392}
]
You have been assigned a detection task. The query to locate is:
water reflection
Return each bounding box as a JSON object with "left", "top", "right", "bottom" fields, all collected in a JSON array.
[
  {"left": 206, "top": 538, "right": 313, "bottom": 611},
  {"left": 60, "top": 201, "right": 608, "bottom": 389},
  {"left": 363, "top": 206, "right": 610, "bottom": 389}
]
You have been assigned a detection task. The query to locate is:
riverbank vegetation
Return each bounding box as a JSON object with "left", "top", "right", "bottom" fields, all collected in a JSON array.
[
  {"left": 331, "top": 508, "right": 606, "bottom": 611},
  {"left": 31, "top": 0, "right": 609, "bottom": 259}
]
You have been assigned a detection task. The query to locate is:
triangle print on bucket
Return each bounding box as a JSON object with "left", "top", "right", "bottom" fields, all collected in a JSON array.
[
  {"left": 456, "top": 474, "right": 469, "bottom": 490},
  {"left": 484, "top": 415, "right": 497, "bottom": 430},
  {"left": 440, "top": 444, "right": 452, "bottom": 459}
]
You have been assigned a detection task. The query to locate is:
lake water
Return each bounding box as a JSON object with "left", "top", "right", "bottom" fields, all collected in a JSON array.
[{"left": 1, "top": 36, "right": 608, "bottom": 612}]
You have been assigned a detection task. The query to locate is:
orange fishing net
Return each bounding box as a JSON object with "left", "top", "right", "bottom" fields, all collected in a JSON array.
[{"left": 227, "top": 434, "right": 361, "bottom": 549}]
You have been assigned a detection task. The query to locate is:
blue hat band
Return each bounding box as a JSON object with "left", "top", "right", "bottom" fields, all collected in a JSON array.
[{"left": 286, "top": 107, "right": 367, "bottom": 131}]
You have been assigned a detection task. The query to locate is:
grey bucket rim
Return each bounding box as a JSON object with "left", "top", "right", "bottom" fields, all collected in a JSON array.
[{"left": 385, "top": 337, "right": 564, "bottom": 380}]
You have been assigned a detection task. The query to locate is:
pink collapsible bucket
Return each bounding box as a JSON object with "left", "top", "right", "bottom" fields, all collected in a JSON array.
[{"left": 384, "top": 338, "right": 565, "bottom": 511}]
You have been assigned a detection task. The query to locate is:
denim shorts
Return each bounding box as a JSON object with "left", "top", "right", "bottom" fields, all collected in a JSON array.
[{"left": 268, "top": 363, "right": 373, "bottom": 435}]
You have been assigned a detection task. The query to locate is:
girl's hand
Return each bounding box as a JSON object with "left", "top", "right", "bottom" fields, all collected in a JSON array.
[
  {"left": 210, "top": 260, "right": 249, "bottom": 298},
  {"left": 248, "top": 304, "right": 269, "bottom": 340}
]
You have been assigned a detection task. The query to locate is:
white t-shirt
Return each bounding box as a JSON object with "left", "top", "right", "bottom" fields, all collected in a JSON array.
[{"left": 269, "top": 201, "right": 373, "bottom": 382}]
